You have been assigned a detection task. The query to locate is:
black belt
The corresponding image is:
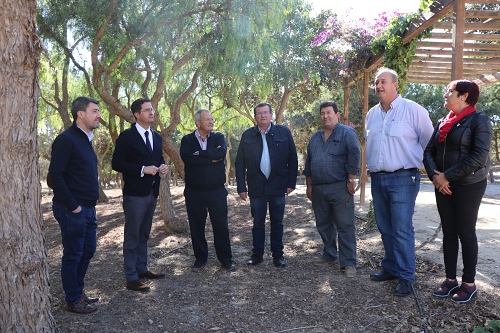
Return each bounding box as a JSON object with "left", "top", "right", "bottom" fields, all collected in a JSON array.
[{"left": 373, "top": 168, "right": 418, "bottom": 175}]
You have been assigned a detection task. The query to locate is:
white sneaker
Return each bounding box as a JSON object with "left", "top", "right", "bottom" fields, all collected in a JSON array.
[{"left": 344, "top": 266, "right": 356, "bottom": 278}]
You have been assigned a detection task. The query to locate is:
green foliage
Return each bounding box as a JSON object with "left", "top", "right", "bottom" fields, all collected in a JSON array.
[
  {"left": 371, "top": 12, "right": 432, "bottom": 91},
  {"left": 474, "top": 320, "right": 500, "bottom": 333}
]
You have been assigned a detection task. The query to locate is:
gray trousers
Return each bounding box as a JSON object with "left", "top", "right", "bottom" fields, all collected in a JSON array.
[
  {"left": 312, "top": 182, "right": 357, "bottom": 268},
  {"left": 123, "top": 192, "right": 157, "bottom": 282}
]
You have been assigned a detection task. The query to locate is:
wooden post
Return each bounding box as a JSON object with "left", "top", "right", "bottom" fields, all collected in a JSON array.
[
  {"left": 360, "top": 71, "right": 370, "bottom": 206},
  {"left": 452, "top": 0, "right": 465, "bottom": 80},
  {"left": 343, "top": 84, "right": 350, "bottom": 124}
]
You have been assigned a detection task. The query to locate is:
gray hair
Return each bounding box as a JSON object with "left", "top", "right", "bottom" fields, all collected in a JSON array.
[
  {"left": 195, "top": 109, "right": 210, "bottom": 122},
  {"left": 375, "top": 67, "right": 398, "bottom": 83}
]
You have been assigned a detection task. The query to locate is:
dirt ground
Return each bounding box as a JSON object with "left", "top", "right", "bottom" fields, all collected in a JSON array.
[{"left": 43, "top": 176, "right": 500, "bottom": 333}]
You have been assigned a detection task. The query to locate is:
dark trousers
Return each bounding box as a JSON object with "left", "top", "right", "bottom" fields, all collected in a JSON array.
[
  {"left": 249, "top": 195, "right": 285, "bottom": 257},
  {"left": 435, "top": 179, "right": 486, "bottom": 283},
  {"left": 184, "top": 187, "right": 232, "bottom": 264},
  {"left": 52, "top": 202, "right": 97, "bottom": 304},
  {"left": 312, "top": 182, "right": 357, "bottom": 268},
  {"left": 122, "top": 192, "right": 157, "bottom": 282}
]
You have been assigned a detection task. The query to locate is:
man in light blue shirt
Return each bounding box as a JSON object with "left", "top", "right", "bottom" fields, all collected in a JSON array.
[{"left": 365, "top": 67, "right": 433, "bottom": 296}]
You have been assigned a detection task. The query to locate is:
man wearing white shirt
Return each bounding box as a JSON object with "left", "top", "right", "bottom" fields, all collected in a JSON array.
[
  {"left": 365, "top": 68, "right": 433, "bottom": 296},
  {"left": 112, "top": 98, "right": 169, "bottom": 292}
]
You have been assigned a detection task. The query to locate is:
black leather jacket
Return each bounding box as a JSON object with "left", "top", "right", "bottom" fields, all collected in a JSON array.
[{"left": 423, "top": 112, "right": 492, "bottom": 185}]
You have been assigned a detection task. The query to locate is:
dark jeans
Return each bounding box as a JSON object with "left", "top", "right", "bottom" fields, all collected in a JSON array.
[
  {"left": 371, "top": 169, "right": 420, "bottom": 282},
  {"left": 184, "top": 187, "right": 232, "bottom": 264},
  {"left": 52, "top": 202, "right": 97, "bottom": 304},
  {"left": 123, "top": 193, "right": 157, "bottom": 282},
  {"left": 249, "top": 195, "right": 285, "bottom": 257},
  {"left": 436, "top": 179, "right": 486, "bottom": 283}
]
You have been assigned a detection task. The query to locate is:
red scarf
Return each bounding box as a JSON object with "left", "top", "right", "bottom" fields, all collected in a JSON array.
[{"left": 438, "top": 105, "right": 476, "bottom": 143}]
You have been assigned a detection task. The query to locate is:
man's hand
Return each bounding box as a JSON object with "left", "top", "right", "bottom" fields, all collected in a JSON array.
[
  {"left": 144, "top": 165, "right": 159, "bottom": 176},
  {"left": 306, "top": 186, "right": 313, "bottom": 201},
  {"left": 72, "top": 206, "right": 82, "bottom": 213},
  {"left": 158, "top": 164, "right": 169, "bottom": 175},
  {"left": 286, "top": 188, "right": 294, "bottom": 195},
  {"left": 238, "top": 192, "right": 248, "bottom": 201}
]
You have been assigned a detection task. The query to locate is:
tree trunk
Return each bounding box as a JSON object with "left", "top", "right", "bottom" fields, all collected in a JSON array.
[
  {"left": 0, "top": 1, "right": 57, "bottom": 332},
  {"left": 159, "top": 174, "right": 188, "bottom": 233}
]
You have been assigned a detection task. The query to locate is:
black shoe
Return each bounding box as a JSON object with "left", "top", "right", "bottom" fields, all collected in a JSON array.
[
  {"left": 273, "top": 256, "right": 286, "bottom": 268},
  {"left": 138, "top": 270, "right": 165, "bottom": 279},
  {"left": 221, "top": 261, "right": 236, "bottom": 271},
  {"left": 192, "top": 260, "right": 207, "bottom": 269},
  {"left": 395, "top": 279, "right": 412, "bottom": 296},
  {"left": 81, "top": 293, "right": 100, "bottom": 304},
  {"left": 126, "top": 279, "right": 150, "bottom": 292},
  {"left": 67, "top": 299, "right": 97, "bottom": 314},
  {"left": 247, "top": 254, "right": 264, "bottom": 266},
  {"left": 433, "top": 279, "right": 459, "bottom": 298},
  {"left": 370, "top": 270, "right": 398, "bottom": 281},
  {"left": 451, "top": 283, "right": 477, "bottom": 303}
]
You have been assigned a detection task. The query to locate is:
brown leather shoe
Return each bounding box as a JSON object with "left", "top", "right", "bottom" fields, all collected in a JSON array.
[
  {"left": 138, "top": 270, "right": 165, "bottom": 279},
  {"left": 126, "top": 279, "right": 150, "bottom": 292},
  {"left": 67, "top": 299, "right": 97, "bottom": 314},
  {"left": 81, "top": 292, "right": 100, "bottom": 304}
]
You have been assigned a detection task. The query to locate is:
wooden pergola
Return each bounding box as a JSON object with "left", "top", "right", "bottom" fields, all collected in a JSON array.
[{"left": 344, "top": 0, "right": 500, "bottom": 205}]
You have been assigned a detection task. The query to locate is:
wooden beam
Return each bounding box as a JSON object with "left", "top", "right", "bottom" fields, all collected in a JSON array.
[
  {"left": 452, "top": 0, "right": 465, "bottom": 81},
  {"left": 410, "top": 63, "right": 500, "bottom": 70},
  {"left": 417, "top": 41, "right": 500, "bottom": 51},
  {"left": 403, "top": 0, "right": 455, "bottom": 44},
  {"left": 430, "top": 32, "right": 500, "bottom": 41},
  {"left": 444, "top": 10, "right": 500, "bottom": 19},
  {"left": 413, "top": 56, "right": 500, "bottom": 64},
  {"left": 435, "top": 21, "right": 500, "bottom": 30},
  {"left": 414, "top": 49, "right": 500, "bottom": 57}
]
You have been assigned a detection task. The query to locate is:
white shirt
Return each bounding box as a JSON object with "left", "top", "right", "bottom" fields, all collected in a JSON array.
[
  {"left": 135, "top": 123, "right": 153, "bottom": 151},
  {"left": 365, "top": 95, "right": 434, "bottom": 172}
]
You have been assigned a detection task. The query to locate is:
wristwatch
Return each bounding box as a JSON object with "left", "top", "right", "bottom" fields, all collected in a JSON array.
[{"left": 347, "top": 178, "right": 356, "bottom": 183}]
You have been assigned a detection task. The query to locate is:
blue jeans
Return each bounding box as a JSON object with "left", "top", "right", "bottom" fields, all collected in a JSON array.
[
  {"left": 52, "top": 202, "right": 97, "bottom": 304},
  {"left": 123, "top": 193, "right": 157, "bottom": 282},
  {"left": 249, "top": 195, "right": 285, "bottom": 257},
  {"left": 370, "top": 169, "right": 420, "bottom": 281}
]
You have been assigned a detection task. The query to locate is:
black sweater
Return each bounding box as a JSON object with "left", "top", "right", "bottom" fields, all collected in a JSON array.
[
  {"left": 180, "top": 131, "right": 227, "bottom": 191},
  {"left": 49, "top": 123, "right": 99, "bottom": 210}
]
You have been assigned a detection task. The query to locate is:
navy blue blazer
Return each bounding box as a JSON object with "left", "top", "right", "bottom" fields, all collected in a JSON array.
[
  {"left": 112, "top": 123, "right": 165, "bottom": 197},
  {"left": 235, "top": 123, "right": 298, "bottom": 197}
]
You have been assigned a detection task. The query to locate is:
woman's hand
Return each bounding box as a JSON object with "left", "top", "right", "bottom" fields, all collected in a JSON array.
[{"left": 433, "top": 170, "right": 452, "bottom": 195}]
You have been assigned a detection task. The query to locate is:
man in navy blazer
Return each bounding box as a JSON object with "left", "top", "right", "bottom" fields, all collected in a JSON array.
[
  {"left": 112, "top": 98, "right": 168, "bottom": 292},
  {"left": 235, "top": 102, "right": 298, "bottom": 268}
]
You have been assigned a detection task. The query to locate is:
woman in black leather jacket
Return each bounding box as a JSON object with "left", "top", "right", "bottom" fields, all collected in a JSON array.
[{"left": 423, "top": 79, "right": 492, "bottom": 304}]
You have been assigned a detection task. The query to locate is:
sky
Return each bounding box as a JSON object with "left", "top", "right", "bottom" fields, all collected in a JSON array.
[{"left": 308, "top": 0, "right": 422, "bottom": 19}]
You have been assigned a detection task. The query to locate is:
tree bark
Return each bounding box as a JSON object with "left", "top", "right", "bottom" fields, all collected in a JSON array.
[{"left": 0, "top": 0, "right": 57, "bottom": 332}]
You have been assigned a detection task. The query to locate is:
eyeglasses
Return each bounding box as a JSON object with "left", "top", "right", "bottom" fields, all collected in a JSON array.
[
  {"left": 255, "top": 111, "right": 270, "bottom": 116},
  {"left": 141, "top": 108, "right": 155, "bottom": 113}
]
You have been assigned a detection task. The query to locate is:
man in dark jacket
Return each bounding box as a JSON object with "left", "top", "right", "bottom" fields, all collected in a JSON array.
[
  {"left": 235, "top": 102, "right": 298, "bottom": 267},
  {"left": 180, "top": 109, "right": 235, "bottom": 271},
  {"left": 112, "top": 98, "right": 168, "bottom": 293},
  {"left": 49, "top": 96, "right": 101, "bottom": 314}
]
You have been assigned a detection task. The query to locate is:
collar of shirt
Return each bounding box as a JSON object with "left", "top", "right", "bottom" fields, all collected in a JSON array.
[
  {"left": 135, "top": 123, "right": 152, "bottom": 144},
  {"left": 258, "top": 122, "right": 272, "bottom": 135},
  {"left": 377, "top": 94, "right": 402, "bottom": 113},
  {"left": 195, "top": 129, "right": 210, "bottom": 150},
  {"left": 76, "top": 126, "right": 94, "bottom": 142}
]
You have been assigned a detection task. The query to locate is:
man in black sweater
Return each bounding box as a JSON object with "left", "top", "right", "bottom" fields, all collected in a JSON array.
[
  {"left": 180, "top": 109, "right": 235, "bottom": 271},
  {"left": 49, "top": 96, "right": 101, "bottom": 314},
  {"left": 112, "top": 98, "right": 168, "bottom": 292}
]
